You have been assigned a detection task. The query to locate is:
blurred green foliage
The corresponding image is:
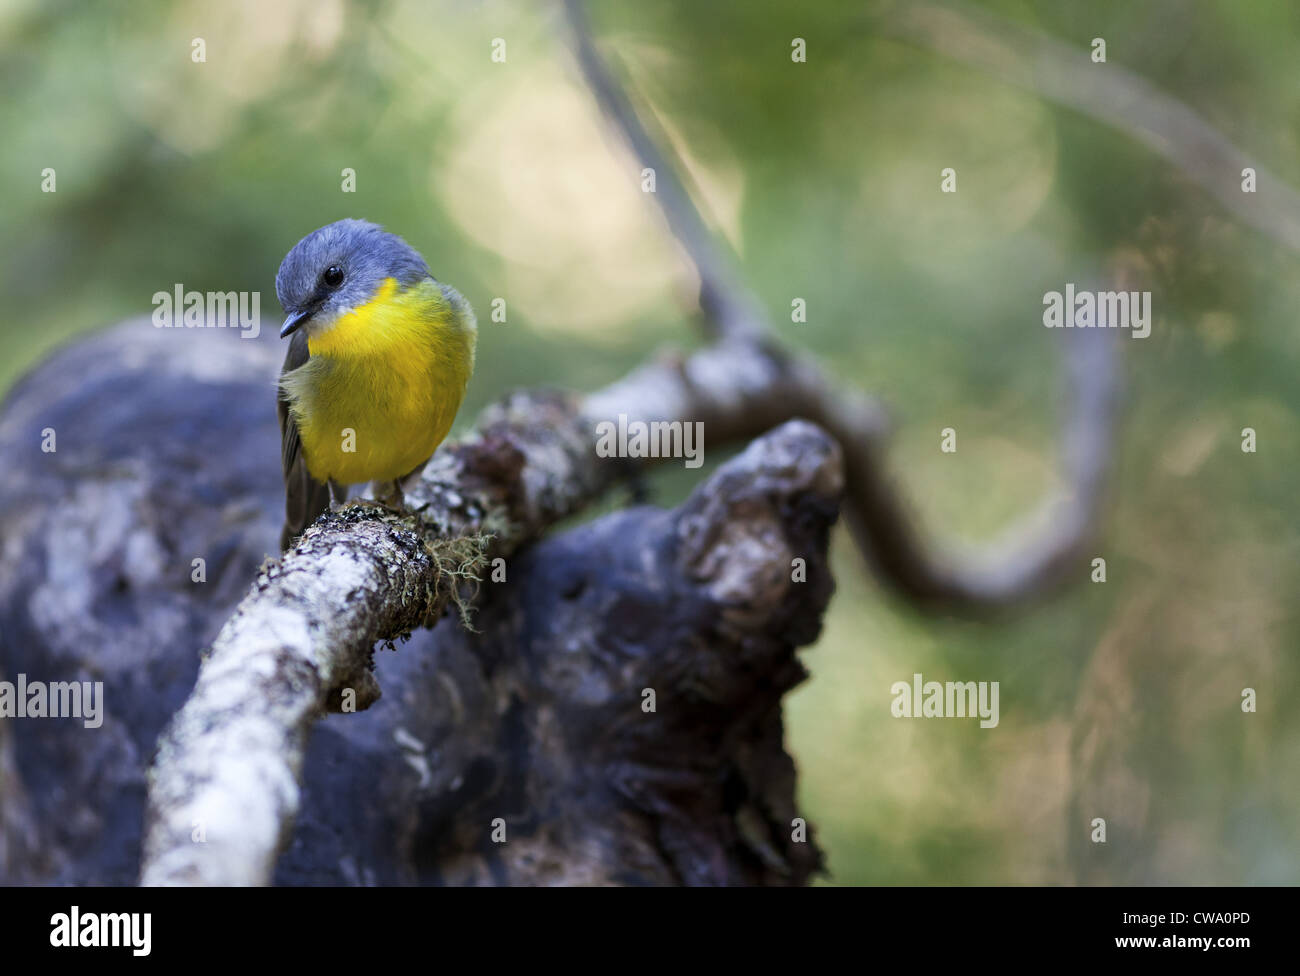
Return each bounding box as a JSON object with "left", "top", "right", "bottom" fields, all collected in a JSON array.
[{"left": 1, "top": 0, "right": 1297, "bottom": 883}]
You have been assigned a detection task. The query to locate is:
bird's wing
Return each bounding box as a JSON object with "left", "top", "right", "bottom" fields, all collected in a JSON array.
[{"left": 278, "top": 331, "right": 331, "bottom": 551}]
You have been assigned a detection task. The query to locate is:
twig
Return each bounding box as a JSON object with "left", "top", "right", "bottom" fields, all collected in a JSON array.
[{"left": 560, "top": 0, "right": 766, "bottom": 343}]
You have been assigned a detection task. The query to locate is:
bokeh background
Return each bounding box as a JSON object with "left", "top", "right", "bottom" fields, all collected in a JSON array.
[{"left": 2, "top": 0, "right": 1297, "bottom": 883}]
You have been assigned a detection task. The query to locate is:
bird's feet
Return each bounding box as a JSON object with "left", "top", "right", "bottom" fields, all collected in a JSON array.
[
  {"left": 340, "top": 480, "right": 406, "bottom": 515},
  {"left": 372, "top": 479, "right": 406, "bottom": 509},
  {"left": 328, "top": 479, "right": 349, "bottom": 513}
]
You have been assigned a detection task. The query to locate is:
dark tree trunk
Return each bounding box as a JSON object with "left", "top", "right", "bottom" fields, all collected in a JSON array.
[{"left": 0, "top": 321, "right": 838, "bottom": 885}]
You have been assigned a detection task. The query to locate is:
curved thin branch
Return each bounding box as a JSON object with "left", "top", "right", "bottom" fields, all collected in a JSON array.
[
  {"left": 561, "top": 0, "right": 1121, "bottom": 611},
  {"left": 561, "top": 0, "right": 766, "bottom": 344}
]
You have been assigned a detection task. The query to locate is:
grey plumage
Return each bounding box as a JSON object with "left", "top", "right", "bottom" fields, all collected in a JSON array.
[{"left": 275, "top": 218, "right": 430, "bottom": 320}]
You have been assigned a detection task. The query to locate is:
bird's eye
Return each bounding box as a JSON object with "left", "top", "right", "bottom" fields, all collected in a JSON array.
[{"left": 323, "top": 265, "right": 344, "bottom": 288}]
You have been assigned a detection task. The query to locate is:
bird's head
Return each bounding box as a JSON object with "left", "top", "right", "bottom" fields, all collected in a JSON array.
[{"left": 275, "top": 219, "right": 430, "bottom": 339}]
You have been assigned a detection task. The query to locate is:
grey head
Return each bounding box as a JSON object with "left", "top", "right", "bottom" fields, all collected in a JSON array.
[{"left": 275, "top": 219, "right": 431, "bottom": 338}]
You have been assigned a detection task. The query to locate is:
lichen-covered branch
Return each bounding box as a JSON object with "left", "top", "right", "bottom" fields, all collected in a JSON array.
[
  {"left": 139, "top": 348, "right": 854, "bottom": 884},
  {"left": 0, "top": 321, "right": 839, "bottom": 885},
  {"left": 139, "top": 393, "right": 611, "bottom": 885}
]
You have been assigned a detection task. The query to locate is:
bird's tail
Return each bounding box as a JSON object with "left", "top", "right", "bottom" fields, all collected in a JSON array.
[{"left": 281, "top": 466, "right": 332, "bottom": 552}]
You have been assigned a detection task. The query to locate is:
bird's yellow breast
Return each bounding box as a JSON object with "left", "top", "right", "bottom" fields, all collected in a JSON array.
[{"left": 281, "top": 277, "right": 476, "bottom": 485}]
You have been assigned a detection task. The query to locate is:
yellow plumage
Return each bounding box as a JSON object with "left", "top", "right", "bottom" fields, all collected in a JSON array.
[{"left": 280, "top": 276, "right": 476, "bottom": 485}]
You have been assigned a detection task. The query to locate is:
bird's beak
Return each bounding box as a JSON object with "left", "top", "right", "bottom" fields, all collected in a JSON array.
[{"left": 280, "top": 309, "right": 312, "bottom": 339}]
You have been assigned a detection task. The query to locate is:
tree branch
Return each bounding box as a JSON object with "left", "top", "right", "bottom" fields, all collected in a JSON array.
[
  {"left": 139, "top": 349, "right": 853, "bottom": 884},
  {"left": 140, "top": 393, "right": 606, "bottom": 885},
  {"left": 561, "top": 0, "right": 1121, "bottom": 610}
]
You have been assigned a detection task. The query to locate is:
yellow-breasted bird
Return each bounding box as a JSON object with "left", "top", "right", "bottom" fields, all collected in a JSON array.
[{"left": 275, "top": 219, "right": 476, "bottom": 551}]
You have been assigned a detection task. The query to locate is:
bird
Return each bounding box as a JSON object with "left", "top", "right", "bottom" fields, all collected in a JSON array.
[{"left": 274, "top": 219, "right": 476, "bottom": 552}]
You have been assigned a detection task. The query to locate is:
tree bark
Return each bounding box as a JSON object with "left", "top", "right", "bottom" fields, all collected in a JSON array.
[{"left": 0, "top": 321, "right": 840, "bottom": 885}]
